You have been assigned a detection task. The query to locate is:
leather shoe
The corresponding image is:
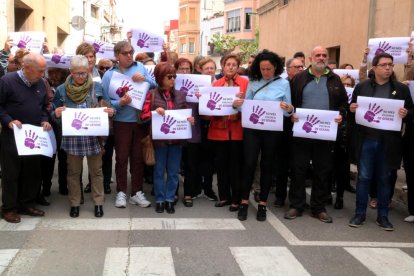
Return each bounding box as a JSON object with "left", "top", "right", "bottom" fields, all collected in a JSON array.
[
  {"left": 2, "top": 211, "right": 21, "bottom": 223},
  {"left": 345, "top": 184, "right": 356, "bottom": 193},
  {"left": 229, "top": 205, "right": 239, "bottom": 212},
  {"left": 284, "top": 208, "right": 302, "bottom": 220},
  {"left": 214, "top": 200, "right": 230, "bottom": 207},
  {"left": 312, "top": 211, "right": 333, "bottom": 223},
  {"left": 165, "top": 202, "right": 175, "bottom": 214},
  {"left": 94, "top": 205, "right": 104, "bottom": 218},
  {"left": 36, "top": 196, "right": 50, "bottom": 206},
  {"left": 155, "top": 202, "right": 165, "bottom": 213},
  {"left": 182, "top": 198, "right": 193, "bottom": 207},
  {"left": 70, "top": 206, "right": 79, "bottom": 218},
  {"left": 18, "top": 207, "right": 45, "bottom": 217}
]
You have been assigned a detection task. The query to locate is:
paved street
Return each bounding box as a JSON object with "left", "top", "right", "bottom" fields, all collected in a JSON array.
[{"left": 1, "top": 166, "right": 414, "bottom": 276}]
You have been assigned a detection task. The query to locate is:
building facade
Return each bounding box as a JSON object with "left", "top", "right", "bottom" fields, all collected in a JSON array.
[
  {"left": 178, "top": 0, "right": 201, "bottom": 60},
  {"left": 224, "top": 0, "right": 258, "bottom": 41},
  {"left": 258, "top": 0, "right": 414, "bottom": 77}
]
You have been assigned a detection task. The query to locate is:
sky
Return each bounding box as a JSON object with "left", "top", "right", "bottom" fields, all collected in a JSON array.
[{"left": 117, "top": 0, "right": 179, "bottom": 35}]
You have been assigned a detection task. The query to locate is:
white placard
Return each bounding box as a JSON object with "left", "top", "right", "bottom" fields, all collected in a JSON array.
[
  {"left": 151, "top": 109, "right": 192, "bottom": 140},
  {"left": 13, "top": 124, "right": 54, "bottom": 157},
  {"left": 48, "top": 129, "right": 57, "bottom": 154},
  {"left": 144, "top": 65, "right": 155, "bottom": 83},
  {"left": 9, "top": 32, "right": 46, "bottom": 54},
  {"left": 345, "top": 87, "right": 354, "bottom": 104},
  {"left": 293, "top": 108, "right": 339, "bottom": 141},
  {"left": 409, "top": 81, "right": 414, "bottom": 102},
  {"left": 61, "top": 107, "right": 109, "bottom": 136},
  {"left": 241, "top": 100, "right": 284, "bottom": 131},
  {"left": 108, "top": 71, "right": 150, "bottom": 110},
  {"left": 43, "top": 54, "right": 74, "bottom": 69},
  {"left": 333, "top": 69, "right": 360, "bottom": 84},
  {"left": 355, "top": 96, "right": 404, "bottom": 131},
  {"left": 198, "top": 86, "right": 239, "bottom": 116},
  {"left": 368, "top": 37, "right": 410, "bottom": 64},
  {"left": 131, "top": 28, "right": 164, "bottom": 53},
  {"left": 84, "top": 37, "right": 115, "bottom": 60},
  {"left": 175, "top": 74, "right": 212, "bottom": 103},
  {"left": 411, "top": 32, "right": 414, "bottom": 51}
]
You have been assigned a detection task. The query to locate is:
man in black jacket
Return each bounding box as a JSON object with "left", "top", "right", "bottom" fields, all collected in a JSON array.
[
  {"left": 285, "top": 46, "right": 348, "bottom": 223},
  {"left": 0, "top": 53, "right": 51, "bottom": 223},
  {"left": 348, "top": 53, "right": 413, "bottom": 231}
]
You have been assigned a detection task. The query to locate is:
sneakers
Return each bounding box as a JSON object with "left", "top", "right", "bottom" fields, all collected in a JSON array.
[
  {"left": 376, "top": 216, "right": 394, "bottom": 231},
  {"left": 237, "top": 204, "right": 249, "bottom": 221},
  {"left": 203, "top": 190, "right": 218, "bottom": 201},
  {"left": 129, "top": 191, "right": 151, "bottom": 208},
  {"left": 349, "top": 214, "right": 366, "bottom": 228},
  {"left": 256, "top": 204, "right": 267, "bottom": 221},
  {"left": 115, "top": 191, "right": 127, "bottom": 208},
  {"left": 404, "top": 215, "right": 414, "bottom": 223}
]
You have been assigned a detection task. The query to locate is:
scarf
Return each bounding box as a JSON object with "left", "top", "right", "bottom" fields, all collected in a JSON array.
[
  {"left": 64, "top": 75, "right": 92, "bottom": 104},
  {"left": 224, "top": 73, "right": 239, "bottom": 87}
]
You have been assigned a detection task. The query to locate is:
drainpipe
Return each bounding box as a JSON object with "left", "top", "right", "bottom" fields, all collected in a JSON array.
[{"left": 367, "top": 0, "right": 376, "bottom": 40}]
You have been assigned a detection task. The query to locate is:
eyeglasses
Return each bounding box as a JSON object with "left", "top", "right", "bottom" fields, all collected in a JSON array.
[
  {"left": 165, "top": 74, "right": 177, "bottom": 80},
  {"left": 120, "top": 50, "right": 134, "bottom": 56},
  {"left": 288, "top": 65, "right": 304, "bottom": 69},
  {"left": 99, "top": 66, "right": 111, "bottom": 71},
  {"left": 73, "top": 72, "right": 88, "bottom": 78},
  {"left": 376, "top": 63, "right": 394, "bottom": 68}
]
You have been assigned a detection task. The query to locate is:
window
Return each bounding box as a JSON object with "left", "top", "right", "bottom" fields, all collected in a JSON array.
[
  {"left": 189, "top": 8, "right": 196, "bottom": 24},
  {"left": 180, "top": 7, "right": 187, "bottom": 24},
  {"left": 180, "top": 38, "right": 187, "bottom": 53},
  {"left": 283, "top": 0, "right": 289, "bottom": 5},
  {"left": 189, "top": 38, "right": 195, "bottom": 53},
  {"left": 91, "top": 5, "right": 99, "bottom": 19},
  {"left": 227, "top": 9, "right": 241, "bottom": 33},
  {"left": 244, "top": 8, "right": 252, "bottom": 30}
]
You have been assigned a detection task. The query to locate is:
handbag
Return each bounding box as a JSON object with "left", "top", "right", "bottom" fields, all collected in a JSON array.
[{"left": 141, "top": 90, "right": 156, "bottom": 166}]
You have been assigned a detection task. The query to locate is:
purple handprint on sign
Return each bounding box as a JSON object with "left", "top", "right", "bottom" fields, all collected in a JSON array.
[
  {"left": 71, "top": 112, "right": 89, "bottom": 130},
  {"left": 92, "top": 40, "right": 105, "bottom": 53},
  {"left": 51, "top": 54, "right": 65, "bottom": 64},
  {"left": 363, "top": 103, "right": 383, "bottom": 123},
  {"left": 148, "top": 68, "right": 155, "bottom": 81},
  {"left": 302, "top": 114, "right": 320, "bottom": 133},
  {"left": 160, "top": 115, "right": 176, "bottom": 134},
  {"left": 249, "top": 105, "right": 266, "bottom": 124},
  {"left": 137, "top": 33, "right": 150, "bottom": 48},
  {"left": 17, "top": 35, "right": 32, "bottom": 48},
  {"left": 116, "top": 81, "right": 133, "bottom": 97},
  {"left": 375, "top": 41, "right": 392, "bottom": 55},
  {"left": 24, "top": 130, "right": 40, "bottom": 149},
  {"left": 179, "top": 79, "right": 195, "bottom": 96},
  {"left": 207, "top": 92, "right": 223, "bottom": 111}
]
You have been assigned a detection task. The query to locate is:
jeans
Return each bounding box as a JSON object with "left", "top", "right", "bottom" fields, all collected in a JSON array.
[
  {"left": 356, "top": 138, "right": 391, "bottom": 217},
  {"left": 154, "top": 144, "right": 182, "bottom": 203}
]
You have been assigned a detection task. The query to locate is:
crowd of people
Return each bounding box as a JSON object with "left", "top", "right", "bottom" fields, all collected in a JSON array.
[{"left": 0, "top": 34, "right": 413, "bottom": 233}]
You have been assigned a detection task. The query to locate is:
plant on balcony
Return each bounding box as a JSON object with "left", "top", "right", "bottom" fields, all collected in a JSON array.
[{"left": 209, "top": 33, "right": 239, "bottom": 55}]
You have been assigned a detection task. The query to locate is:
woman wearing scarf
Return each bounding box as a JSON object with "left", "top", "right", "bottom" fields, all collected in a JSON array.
[
  {"left": 209, "top": 54, "right": 248, "bottom": 211},
  {"left": 53, "top": 55, "right": 114, "bottom": 218}
]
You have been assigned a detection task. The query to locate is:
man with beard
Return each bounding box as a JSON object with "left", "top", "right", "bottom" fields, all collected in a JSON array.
[{"left": 285, "top": 46, "right": 348, "bottom": 223}]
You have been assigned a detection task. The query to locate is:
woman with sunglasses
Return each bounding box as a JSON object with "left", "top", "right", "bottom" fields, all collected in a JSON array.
[
  {"left": 102, "top": 41, "right": 156, "bottom": 210},
  {"left": 141, "top": 62, "right": 194, "bottom": 214},
  {"left": 97, "top": 59, "right": 113, "bottom": 78},
  {"left": 53, "top": 55, "right": 114, "bottom": 218},
  {"left": 208, "top": 54, "right": 248, "bottom": 212}
]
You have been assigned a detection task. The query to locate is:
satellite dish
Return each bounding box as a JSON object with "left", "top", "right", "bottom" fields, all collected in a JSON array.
[{"left": 71, "top": 16, "right": 86, "bottom": 31}]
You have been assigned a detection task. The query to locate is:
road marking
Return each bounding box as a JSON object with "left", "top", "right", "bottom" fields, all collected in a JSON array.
[
  {"left": 0, "top": 218, "right": 41, "bottom": 231},
  {"left": 103, "top": 247, "right": 175, "bottom": 276},
  {"left": 0, "top": 249, "right": 43, "bottom": 275},
  {"left": 38, "top": 218, "right": 245, "bottom": 231},
  {"left": 345, "top": 247, "right": 414, "bottom": 275},
  {"left": 250, "top": 199, "right": 414, "bottom": 248},
  {"left": 230, "top": 246, "right": 310, "bottom": 276}
]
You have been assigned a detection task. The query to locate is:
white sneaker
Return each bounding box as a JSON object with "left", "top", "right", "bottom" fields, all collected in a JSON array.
[
  {"left": 129, "top": 191, "right": 151, "bottom": 208},
  {"left": 404, "top": 215, "right": 414, "bottom": 223},
  {"left": 115, "top": 191, "right": 127, "bottom": 208}
]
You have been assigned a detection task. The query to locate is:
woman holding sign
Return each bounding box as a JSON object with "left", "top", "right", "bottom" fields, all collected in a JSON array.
[
  {"left": 141, "top": 62, "right": 194, "bottom": 214},
  {"left": 233, "top": 50, "right": 293, "bottom": 221},
  {"left": 208, "top": 54, "right": 248, "bottom": 212},
  {"left": 54, "top": 55, "right": 114, "bottom": 218}
]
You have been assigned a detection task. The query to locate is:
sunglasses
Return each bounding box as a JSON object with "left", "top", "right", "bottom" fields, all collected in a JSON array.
[
  {"left": 99, "top": 66, "right": 111, "bottom": 71},
  {"left": 165, "top": 74, "right": 177, "bottom": 80}
]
